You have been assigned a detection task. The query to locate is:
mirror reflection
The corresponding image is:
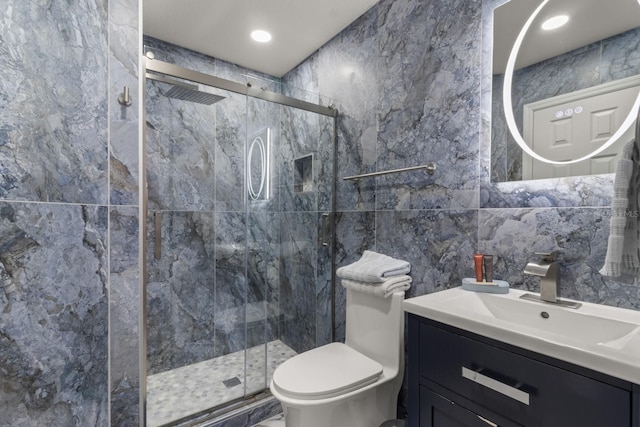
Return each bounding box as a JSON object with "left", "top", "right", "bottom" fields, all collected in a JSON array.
[{"left": 491, "top": 0, "right": 640, "bottom": 182}]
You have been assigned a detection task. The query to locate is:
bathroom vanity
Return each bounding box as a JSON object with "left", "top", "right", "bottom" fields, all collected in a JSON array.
[{"left": 403, "top": 288, "right": 640, "bottom": 427}]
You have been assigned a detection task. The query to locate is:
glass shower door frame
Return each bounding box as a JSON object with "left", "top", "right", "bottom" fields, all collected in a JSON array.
[{"left": 140, "top": 57, "right": 338, "bottom": 426}]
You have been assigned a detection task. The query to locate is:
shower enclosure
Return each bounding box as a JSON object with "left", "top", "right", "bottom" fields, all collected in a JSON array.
[{"left": 142, "top": 56, "right": 337, "bottom": 426}]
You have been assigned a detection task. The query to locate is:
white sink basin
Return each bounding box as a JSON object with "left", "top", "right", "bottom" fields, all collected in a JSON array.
[{"left": 403, "top": 287, "right": 640, "bottom": 384}]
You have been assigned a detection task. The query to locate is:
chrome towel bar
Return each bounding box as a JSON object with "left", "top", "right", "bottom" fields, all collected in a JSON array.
[{"left": 342, "top": 162, "right": 436, "bottom": 181}]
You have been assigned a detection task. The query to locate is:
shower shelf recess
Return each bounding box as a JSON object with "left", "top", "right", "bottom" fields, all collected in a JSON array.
[{"left": 294, "top": 154, "right": 314, "bottom": 193}]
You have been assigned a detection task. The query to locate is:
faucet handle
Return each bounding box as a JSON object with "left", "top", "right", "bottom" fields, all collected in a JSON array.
[{"left": 534, "top": 251, "right": 558, "bottom": 261}]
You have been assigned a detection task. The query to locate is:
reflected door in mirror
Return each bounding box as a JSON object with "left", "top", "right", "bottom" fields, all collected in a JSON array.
[
  {"left": 491, "top": 0, "right": 640, "bottom": 182},
  {"left": 522, "top": 78, "right": 639, "bottom": 179}
]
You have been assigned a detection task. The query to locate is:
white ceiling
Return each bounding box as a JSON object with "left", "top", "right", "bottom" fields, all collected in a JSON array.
[
  {"left": 145, "top": 0, "right": 640, "bottom": 79},
  {"left": 493, "top": 0, "right": 640, "bottom": 74},
  {"left": 143, "top": 0, "right": 380, "bottom": 78}
]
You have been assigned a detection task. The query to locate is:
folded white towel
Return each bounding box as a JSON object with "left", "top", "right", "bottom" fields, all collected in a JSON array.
[
  {"left": 336, "top": 250, "right": 411, "bottom": 283},
  {"left": 600, "top": 139, "right": 640, "bottom": 279},
  {"left": 341, "top": 275, "right": 412, "bottom": 298}
]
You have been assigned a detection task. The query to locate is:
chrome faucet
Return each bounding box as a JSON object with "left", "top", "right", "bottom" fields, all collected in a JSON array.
[
  {"left": 521, "top": 251, "right": 581, "bottom": 309},
  {"left": 523, "top": 251, "right": 559, "bottom": 303}
]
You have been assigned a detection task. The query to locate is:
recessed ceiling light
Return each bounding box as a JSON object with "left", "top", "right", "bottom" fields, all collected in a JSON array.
[
  {"left": 541, "top": 15, "right": 569, "bottom": 31},
  {"left": 251, "top": 30, "right": 272, "bottom": 43}
]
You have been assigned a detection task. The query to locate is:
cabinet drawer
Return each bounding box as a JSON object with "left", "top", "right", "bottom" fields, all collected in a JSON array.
[
  {"left": 419, "top": 322, "right": 631, "bottom": 427},
  {"left": 420, "top": 386, "right": 523, "bottom": 427}
]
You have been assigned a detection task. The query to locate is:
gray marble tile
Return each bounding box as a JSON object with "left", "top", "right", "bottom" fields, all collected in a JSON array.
[
  {"left": 374, "top": 0, "right": 482, "bottom": 210},
  {"left": 284, "top": 9, "right": 379, "bottom": 212},
  {"left": 214, "top": 211, "right": 248, "bottom": 357},
  {"left": 277, "top": 106, "right": 326, "bottom": 214},
  {"left": 265, "top": 212, "right": 283, "bottom": 343},
  {"left": 0, "top": 202, "right": 108, "bottom": 426},
  {"left": 279, "top": 212, "right": 318, "bottom": 354},
  {"left": 109, "top": 2, "right": 141, "bottom": 421},
  {"left": 109, "top": 206, "right": 140, "bottom": 426},
  {"left": 215, "top": 92, "right": 248, "bottom": 213},
  {"left": 333, "top": 211, "right": 376, "bottom": 342},
  {"left": 146, "top": 211, "right": 216, "bottom": 374},
  {"left": 478, "top": 207, "right": 640, "bottom": 310},
  {"left": 110, "top": 120, "right": 139, "bottom": 205},
  {"left": 375, "top": 210, "right": 479, "bottom": 297},
  {"left": 145, "top": 80, "right": 218, "bottom": 212},
  {"left": 111, "top": 379, "right": 140, "bottom": 427},
  {"left": 0, "top": 0, "right": 108, "bottom": 205},
  {"left": 109, "top": 0, "right": 140, "bottom": 206},
  {"left": 601, "top": 27, "right": 640, "bottom": 83},
  {"left": 481, "top": 175, "right": 615, "bottom": 208}
]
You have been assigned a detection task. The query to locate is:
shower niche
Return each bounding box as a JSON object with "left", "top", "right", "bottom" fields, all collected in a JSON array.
[
  {"left": 143, "top": 46, "right": 336, "bottom": 427},
  {"left": 294, "top": 154, "right": 313, "bottom": 193}
]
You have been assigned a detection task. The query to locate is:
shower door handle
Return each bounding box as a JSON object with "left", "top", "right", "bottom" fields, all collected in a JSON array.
[
  {"left": 155, "top": 211, "right": 162, "bottom": 260},
  {"left": 321, "top": 213, "right": 331, "bottom": 247}
]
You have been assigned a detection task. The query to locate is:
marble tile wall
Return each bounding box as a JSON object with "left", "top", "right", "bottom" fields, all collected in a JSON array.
[
  {"left": 277, "top": 106, "right": 335, "bottom": 353},
  {"left": 4, "top": 0, "right": 638, "bottom": 425},
  {"left": 287, "top": 0, "right": 640, "bottom": 313},
  {"left": 3, "top": 1, "right": 102, "bottom": 426},
  {"left": 1, "top": 0, "right": 142, "bottom": 425},
  {"left": 282, "top": 0, "right": 640, "bottom": 418},
  {"left": 0, "top": 1, "right": 108, "bottom": 205},
  {"left": 0, "top": 203, "right": 108, "bottom": 425},
  {"left": 109, "top": 0, "right": 142, "bottom": 424}
]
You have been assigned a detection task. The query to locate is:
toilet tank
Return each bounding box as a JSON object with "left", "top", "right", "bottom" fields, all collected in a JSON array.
[{"left": 344, "top": 289, "right": 405, "bottom": 371}]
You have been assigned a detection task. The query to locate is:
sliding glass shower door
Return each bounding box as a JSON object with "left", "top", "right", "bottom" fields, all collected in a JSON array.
[
  {"left": 145, "top": 78, "right": 254, "bottom": 426},
  {"left": 142, "top": 57, "right": 336, "bottom": 427}
]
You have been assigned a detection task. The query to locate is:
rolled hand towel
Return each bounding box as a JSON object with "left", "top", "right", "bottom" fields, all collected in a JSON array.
[
  {"left": 341, "top": 275, "right": 412, "bottom": 298},
  {"left": 336, "top": 250, "right": 411, "bottom": 283}
]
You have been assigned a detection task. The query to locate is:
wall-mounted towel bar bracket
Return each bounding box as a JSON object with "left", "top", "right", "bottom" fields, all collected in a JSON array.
[{"left": 343, "top": 162, "right": 436, "bottom": 181}]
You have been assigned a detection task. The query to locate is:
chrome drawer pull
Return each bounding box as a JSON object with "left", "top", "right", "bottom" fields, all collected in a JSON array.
[{"left": 461, "top": 367, "right": 530, "bottom": 405}]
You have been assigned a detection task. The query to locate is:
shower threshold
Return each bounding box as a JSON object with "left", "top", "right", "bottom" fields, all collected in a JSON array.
[{"left": 147, "top": 340, "right": 297, "bottom": 427}]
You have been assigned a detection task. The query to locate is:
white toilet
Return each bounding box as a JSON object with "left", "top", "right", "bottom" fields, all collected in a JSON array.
[{"left": 270, "top": 287, "right": 405, "bottom": 427}]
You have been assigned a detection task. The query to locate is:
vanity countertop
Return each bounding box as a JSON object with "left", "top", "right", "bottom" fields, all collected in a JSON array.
[{"left": 403, "top": 287, "right": 640, "bottom": 384}]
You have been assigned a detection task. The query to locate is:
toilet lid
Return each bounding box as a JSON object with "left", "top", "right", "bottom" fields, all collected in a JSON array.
[{"left": 272, "top": 342, "right": 383, "bottom": 400}]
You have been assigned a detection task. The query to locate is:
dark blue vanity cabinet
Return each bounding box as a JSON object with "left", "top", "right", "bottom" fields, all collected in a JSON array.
[{"left": 408, "top": 313, "right": 640, "bottom": 427}]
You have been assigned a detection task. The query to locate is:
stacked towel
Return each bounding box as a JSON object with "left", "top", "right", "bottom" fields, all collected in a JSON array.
[
  {"left": 337, "top": 250, "right": 412, "bottom": 298},
  {"left": 600, "top": 139, "right": 640, "bottom": 280},
  {"left": 336, "top": 250, "right": 411, "bottom": 282},
  {"left": 341, "top": 275, "right": 412, "bottom": 298}
]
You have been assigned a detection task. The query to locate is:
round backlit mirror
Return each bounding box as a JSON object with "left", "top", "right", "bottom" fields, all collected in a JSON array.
[{"left": 503, "top": 0, "right": 640, "bottom": 166}]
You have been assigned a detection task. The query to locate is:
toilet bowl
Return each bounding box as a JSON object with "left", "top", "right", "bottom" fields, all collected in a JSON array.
[{"left": 270, "top": 289, "right": 405, "bottom": 427}]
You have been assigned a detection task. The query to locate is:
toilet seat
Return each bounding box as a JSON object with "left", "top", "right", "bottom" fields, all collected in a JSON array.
[{"left": 271, "top": 342, "right": 383, "bottom": 400}]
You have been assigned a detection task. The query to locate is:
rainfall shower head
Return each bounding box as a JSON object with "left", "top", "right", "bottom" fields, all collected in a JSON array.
[
  {"left": 164, "top": 84, "right": 226, "bottom": 105},
  {"left": 147, "top": 72, "right": 226, "bottom": 105}
]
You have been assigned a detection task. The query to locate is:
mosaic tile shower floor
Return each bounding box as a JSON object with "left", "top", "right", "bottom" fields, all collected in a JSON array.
[{"left": 147, "top": 340, "right": 297, "bottom": 427}]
